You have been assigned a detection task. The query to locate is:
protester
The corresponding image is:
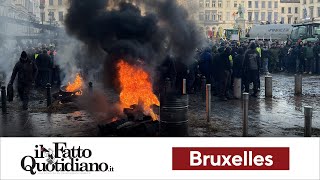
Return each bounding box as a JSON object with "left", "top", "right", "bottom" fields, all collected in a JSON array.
[
  {"left": 9, "top": 51, "right": 38, "bottom": 110},
  {"left": 243, "top": 42, "right": 260, "bottom": 97},
  {"left": 35, "top": 49, "right": 53, "bottom": 87}
]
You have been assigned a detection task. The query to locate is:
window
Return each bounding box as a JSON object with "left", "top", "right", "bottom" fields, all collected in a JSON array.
[
  {"left": 254, "top": 12, "right": 259, "bottom": 22},
  {"left": 274, "top": 12, "right": 278, "bottom": 21},
  {"left": 248, "top": 12, "right": 252, "bottom": 21},
  {"left": 295, "top": 7, "right": 298, "bottom": 14},
  {"left": 268, "top": 12, "right": 272, "bottom": 22},
  {"left": 281, "top": 17, "right": 284, "bottom": 23},
  {"left": 255, "top": 1, "right": 259, "bottom": 8},
  {"left": 248, "top": 1, "right": 252, "bottom": 8},
  {"left": 218, "top": 0, "right": 222, "bottom": 8},
  {"left": 59, "top": 11, "right": 63, "bottom": 21},
  {"left": 212, "top": 0, "right": 216, "bottom": 7},
  {"left": 310, "top": 7, "right": 314, "bottom": 18},
  {"left": 226, "top": 12, "right": 230, "bottom": 20},
  {"left": 199, "top": 0, "right": 204, "bottom": 8},
  {"left": 199, "top": 12, "right": 204, "bottom": 20},
  {"left": 205, "top": 0, "right": 210, "bottom": 7},
  {"left": 274, "top": 2, "right": 278, "bottom": 8},
  {"left": 49, "top": 0, "right": 53, "bottom": 6},
  {"left": 310, "top": 0, "right": 313, "bottom": 3},
  {"left": 262, "top": 1, "right": 265, "bottom": 8},
  {"left": 288, "top": 7, "right": 291, "bottom": 14},
  {"left": 294, "top": 17, "right": 298, "bottom": 23},
  {"left": 281, "top": 7, "right": 285, "bottom": 13},
  {"left": 58, "top": 0, "right": 62, "bottom": 6},
  {"left": 218, "top": 12, "right": 222, "bottom": 20},
  {"left": 261, "top": 12, "right": 266, "bottom": 21},
  {"left": 318, "top": 7, "right": 320, "bottom": 17},
  {"left": 303, "top": 0, "right": 306, "bottom": 4},
  {"left": 211, "top": 11, "right": 215, "bottom": 20},
  {"left": 268, "top": 1, "right": 272, "bottom": 8},
  {"left": 234, "top": 1, "right": 237, "bottom": 8},
  {"left": 288, "top": 17, "right": 292, "bottom": 24},
  {"left": 227, "top": 1, "right": 230, "bottom": 7},
  {"left": 205, "top": 11, "right": 210, "bottom": 20}
]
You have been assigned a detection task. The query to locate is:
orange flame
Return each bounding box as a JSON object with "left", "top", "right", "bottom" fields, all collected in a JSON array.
[
  {"left": 66, "top": 73, "right": 84, "bottom": 96},
  {"left": 117, "top": 60, "right": 159, "bottom": 120}
]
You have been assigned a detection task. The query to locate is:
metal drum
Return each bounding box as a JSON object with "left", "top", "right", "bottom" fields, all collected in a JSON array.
[{"left": 160, "top": 95, "right": 189, "bottom": 137}]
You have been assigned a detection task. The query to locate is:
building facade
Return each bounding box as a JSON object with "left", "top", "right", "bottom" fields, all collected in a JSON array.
[
  {"left": 177, "top": 0, "right": 320, "bottom": 36},
  {"left": 40, "top": 0, "right": 69, "bottom": 27},
  {"left": 0, "top": 0, "right": 40, "bottom": 37},
  {"left": 301, "top": 0, "right": 320, "bottom": 21},
  {"left": 179, "top": 0, "right": 285, "bottom": 34},
  {"left": 280, "top": 0, "right": 300, "bottom": 24}
]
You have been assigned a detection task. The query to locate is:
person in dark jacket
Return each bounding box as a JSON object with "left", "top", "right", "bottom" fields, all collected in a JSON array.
[
  {"left": 35, "top": 49, "right": 53, "bottom": 87},
  {"left": 304, "top": 42, "right": 315, "bottom": 74},
  {"left": 233, "top": 47, "right": 245, "bottom": 79},
  {"left": 199, "top": 47, "right": 213, "bottom": 83},
  {"left": 243, "top": 42, "right": 261, "bottom": 97},
  {"left": 216, "top": 47, "right": 232, "bottom": 101},
  {"left": 314, "top": 41, "right": 320, "bottom": 74},
  {"left": 9, "top": 51, "right": 38, "bottom": 110}
]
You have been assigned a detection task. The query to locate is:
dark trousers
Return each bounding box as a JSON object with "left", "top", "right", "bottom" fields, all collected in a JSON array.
[
  {"left": 17, "top": 83, "right": 31, "bottom": 109},
  {"left": 244, "top": 70, "right": 259, "bottom": 94},
  {"left": 316, "top": 57, "right": 320, "bottom": 74},
  {"left": 306, "top": 58, "right": 314, "bottom": 73},
  {"left": 51, "top": 67, "right": 61, "bottom": 85},
  {"left": 218, "top": 71, "right": 231, "bottom": 98},
  {"left": 36, "top": 70, "right": 51, "bottom": 87}
]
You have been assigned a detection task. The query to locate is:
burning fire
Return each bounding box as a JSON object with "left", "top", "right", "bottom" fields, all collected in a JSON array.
[
  {"left": 117, "top": 60, "right": 160, "bottom": 120},
  {"left": 66, "top": 73, "right": 84, "bottom": 96}
]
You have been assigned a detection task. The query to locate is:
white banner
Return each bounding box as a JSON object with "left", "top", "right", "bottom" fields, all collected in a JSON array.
[{"left": 0, "top": 138, "right": 319, "bottom": 180}]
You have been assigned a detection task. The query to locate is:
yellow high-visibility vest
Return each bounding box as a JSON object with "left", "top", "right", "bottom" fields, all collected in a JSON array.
[
  {"left": 229, "top": 55, "right": 233, "bottom": 66},
  {"left": 35, "top": 54, "right": 39, "bottom": 59},
  {"left": 256, "top": 47, "right": 262, "bottom": 58}
]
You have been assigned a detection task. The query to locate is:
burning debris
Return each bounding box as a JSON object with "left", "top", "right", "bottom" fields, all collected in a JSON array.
[
  {"left": 53, "top": 73, "right": 85, "bottom": 103},
  {"left": 64, "top": 0, "right": 200, "bottom": 136},
  {"left": 117, "top": 60, "right": 159, "bottom": 120},
  {"left": 66, "top": 73, "right": 84, "bottom": 96}
]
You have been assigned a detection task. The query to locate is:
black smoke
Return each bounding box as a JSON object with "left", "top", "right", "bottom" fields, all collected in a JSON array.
[{"left": 65, "top": 0, "right": 202, "bottom": 87}]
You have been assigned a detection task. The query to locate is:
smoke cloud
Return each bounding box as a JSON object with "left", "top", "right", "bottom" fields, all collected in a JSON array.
[
  {"left": 65, "top": 0, "right": 203, "bottom": 120},
  {"left": 65, "top": 0, "right": 202, "bottom": 72}
]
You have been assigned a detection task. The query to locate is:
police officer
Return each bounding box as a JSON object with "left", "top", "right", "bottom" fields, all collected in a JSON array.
[{"left": 9, "top": 51, "right": 38, "bottom": 110}]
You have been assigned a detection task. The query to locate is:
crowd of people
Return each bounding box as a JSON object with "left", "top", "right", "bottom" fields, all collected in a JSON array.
[
  {"left": 5, "top": 44, "right": 60, "bottom": 110},
  {"left": 3, "top": 38, "right": 320, "bottom": 110},
  {"left": 160, "top": 39, "right": 320, "bottom": 101}
]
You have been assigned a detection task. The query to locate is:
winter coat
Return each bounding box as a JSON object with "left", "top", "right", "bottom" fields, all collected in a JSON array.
[
  {"left": 199, "top": 49, "right": 213, "bottom": 77},
  {"left": 216, "top": 52, "right": 232, "bottom": 79},
  {"left": 244, "top": 49, "right": 260, "bottom": 71},
  {"left": 10, "top": 58, "right": 38, "bottom": 85},
  {"left": 304, "top": 46, "right": 314, "bottom": 59},
  {"left": 36, "top": 53, "right": 53, "bottom": 71},
  {"left": 233, "top": 54, "right": 244, "bottom": 78}
]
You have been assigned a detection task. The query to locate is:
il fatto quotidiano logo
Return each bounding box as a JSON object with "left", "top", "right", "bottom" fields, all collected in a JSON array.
[{"left": 21, "top": 142, "right": 114, "bottom": 175}]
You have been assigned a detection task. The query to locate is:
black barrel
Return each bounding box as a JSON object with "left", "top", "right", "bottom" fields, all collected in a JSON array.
[{"left": 160, "top": 95, "right": 189, "bottom": 137}]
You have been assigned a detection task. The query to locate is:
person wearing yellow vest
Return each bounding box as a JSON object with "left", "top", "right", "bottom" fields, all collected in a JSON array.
[
  {"left": 229, "top": 54, "right": 233, "bottom": 67},
  {"left": 256, "top": 44, "right": 262, "bottom": 90},
  {"left": 256, "top": 46, "right": 262, "bottom": 58}
]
